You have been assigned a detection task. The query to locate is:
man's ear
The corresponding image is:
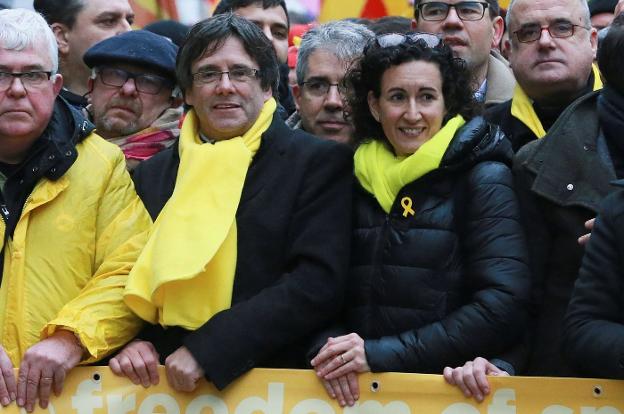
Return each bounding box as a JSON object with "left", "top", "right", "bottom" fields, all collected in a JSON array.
[
  {"left": 52, "top": 73, "right": 63, "bottom": 96},
  {"left": 292, "top": 83, "right": 301, "bottom": 110},
  {"left": 411, "top": 19, "right": 418, "bottom": 30},
  {"left": 51, "top": 23, "right": 70, "bottom": 56},
  {"left": 589, "top": 27, "right": 598, "bottom": 60},
  {"left": 491, "top": 16, "right": 505, "bottom": 49}
]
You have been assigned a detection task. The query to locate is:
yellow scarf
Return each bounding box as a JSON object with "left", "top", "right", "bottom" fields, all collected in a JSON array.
[
  {"left": 354, "top": 115, "right": 465, "bottom": 213},
  {"left": 124, "top": 98, "right": 277, "bottom": 330},
  {"left": 511, "top": 64, "right": 603, "bottom": 139}
]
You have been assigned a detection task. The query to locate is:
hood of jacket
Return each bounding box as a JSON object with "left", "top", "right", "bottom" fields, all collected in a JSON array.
[{"left": 439, "top": 116, "right": 513, "bottom": 173}]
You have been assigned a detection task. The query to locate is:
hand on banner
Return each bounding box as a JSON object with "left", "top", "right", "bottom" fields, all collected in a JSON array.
[
  {"left": 443, "top": 357, "right": 509, "bottom": 402},
  {"left": 0, "top": 345, "right": 16, "bottom": 407},
  {"left": 109, "top": 340, "right": 160, "bottom": 388},
  {"left": 165, "top": 346, "right": 204, "bottom": 392},
  {"left": 17, "top": 330, "right": 83, "bottom": 412},
  {"left": 577, "top": 218, "right": 595, "bottom": 246},
  {"left": 310, "top": 333, "right": 370, "bottom": 406}
]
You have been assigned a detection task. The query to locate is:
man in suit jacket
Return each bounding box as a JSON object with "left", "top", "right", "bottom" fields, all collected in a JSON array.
[{"left": 108, "top": 13, "right": 353, "bottom": 392}]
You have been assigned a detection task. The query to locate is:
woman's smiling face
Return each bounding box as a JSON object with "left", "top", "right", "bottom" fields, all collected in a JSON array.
[{"left": 368, "top": 59, "right": 447, "bottom": 156}]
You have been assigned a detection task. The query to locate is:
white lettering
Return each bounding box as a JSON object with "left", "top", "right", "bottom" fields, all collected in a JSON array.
[
  {"left": 289, "top": 399, "right": 335, "bottom": 414},
  {"left": 186, "top": 395, "right": 229, "bottom": 414},
  {"left": 107, "top": 393, "right": 136, "bottom": 414},
  {"left": 542, "top": 405, "right": 574, "bottom": 414},
  {"left": 581, "top": 407, "right": 623, "bottom": 414},
  {"left": 72, "top": 379, "right": 104, "bottom": 414},
  {"left": 488, "top": 389, "right": 516, "bottom": 414},
  {"left": 137, "top": 393, "right": 181, "bottom": 414},
  {"left": 345, "top": 401, "right": 411, "bottom": 414},
  {"left": 234, "top": 383, "right": 284, "bottom": 414},
  {"left": 442, "top": 403, "right": 481, "bottom": 414}
]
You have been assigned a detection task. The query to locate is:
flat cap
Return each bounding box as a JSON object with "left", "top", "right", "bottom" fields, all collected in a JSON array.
[
  {"left": 589, "top": 0, "right": 618, "bottom": 16},
  {"left": 84, "top": 30, "right": 178, "bottom": 81}
]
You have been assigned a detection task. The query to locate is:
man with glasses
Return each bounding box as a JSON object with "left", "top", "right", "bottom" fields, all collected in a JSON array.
[
  {"left": 413, "top": 0, "right": 515, "bottom": 107},
  {"left": 288, "top": 21, "right": 373, "bottom": 145},
  {"left": 108, "top": 14, "right": 352, "bottom": 393},
  {"left": 34, "top": 0, "right": 135, "bottom": 110},
  {"left": 83, "top": 30, "right": 182, "bottom": 170},
  {"left": 0, "top": 9, "right": 150, "bottom": 413},
  {"left": 445, "top": 0, "right": 609, "bottom": 399},
  {"left": 485, "top": 0, "right": 600, "bottom": 151}
]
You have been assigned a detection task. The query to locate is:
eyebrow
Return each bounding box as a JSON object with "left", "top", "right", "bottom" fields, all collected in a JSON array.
[
  {"left": 0, "top": 64, "right": 46, "bottom": 72},
  {"left": 304, "top": 76, "right": 331, "bottom": 83},
  {"left": 95, "top": 11, "right": 135, "bottom": 21}
]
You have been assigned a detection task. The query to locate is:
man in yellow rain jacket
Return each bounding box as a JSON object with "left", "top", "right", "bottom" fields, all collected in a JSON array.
[{"left": 0, "top": 8, "right": 151, "bottom": 413}]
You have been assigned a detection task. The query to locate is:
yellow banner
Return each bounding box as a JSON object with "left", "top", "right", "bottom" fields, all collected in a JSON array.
[{"left": 7, "top": 367, "right": 624, "bottom": 413}]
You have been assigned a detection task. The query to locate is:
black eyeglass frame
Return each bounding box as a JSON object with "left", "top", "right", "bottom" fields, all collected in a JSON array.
[
  {"left": 0, "top": 71, "right": 52, "bottom": 91},
  {"left": 95, "top": 67, "right": 174, "bottom": 95},
  {"left": 512, "top": 21, "right": 591, "bottom": 43},
  {"left": 416, "top": 1, "right": 490, "bottom": 22}
]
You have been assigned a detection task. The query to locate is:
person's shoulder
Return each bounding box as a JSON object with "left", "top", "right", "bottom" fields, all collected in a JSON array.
[
  {"left": 466, "top": 159, "right": 513, "bottom": 188},
  {"left": 484, "top": 99, "right": 512, "bottom": 123},
  {"left": 77, "top": 132, "right": 127, "bottom": 170}
]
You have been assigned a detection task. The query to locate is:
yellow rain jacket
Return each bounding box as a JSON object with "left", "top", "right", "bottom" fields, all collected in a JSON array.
[{"left": 0, "top": 128, "right": 152, "bottom": 365}]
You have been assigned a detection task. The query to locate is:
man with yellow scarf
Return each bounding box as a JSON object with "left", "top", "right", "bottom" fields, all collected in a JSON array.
[{"left": 108, "top": 13, "right": 353, "bottom": 392}]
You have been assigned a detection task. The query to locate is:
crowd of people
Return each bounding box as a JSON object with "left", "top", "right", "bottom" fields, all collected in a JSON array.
[{"left": 0, "top": 0, "right": 623, "bottom": 412}]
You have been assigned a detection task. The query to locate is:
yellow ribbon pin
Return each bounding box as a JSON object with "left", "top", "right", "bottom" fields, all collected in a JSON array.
[{"left": 401, "top": 197, "right": 415, "bottom": 217}]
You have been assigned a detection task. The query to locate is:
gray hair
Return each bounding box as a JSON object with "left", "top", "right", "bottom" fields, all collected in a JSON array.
[
  {"left": 296, "top": 21, "right": 374, "bottom": 84},
  {"left": 506, "top": 0, "right": 591, "bottom": 32},
  {"left": 0, "top": 9, "right": 59, "bottom": 74}
]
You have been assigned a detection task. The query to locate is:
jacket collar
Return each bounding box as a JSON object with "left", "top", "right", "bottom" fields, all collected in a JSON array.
[
  {"left": 484, "top": 50, "right": 516, "bottom": 107},
  {"left": 523, "top": 91, "right": 615, "bottom": 211}
]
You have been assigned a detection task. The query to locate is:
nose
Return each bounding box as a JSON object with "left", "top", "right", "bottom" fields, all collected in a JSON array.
[
  {"left": 117, "top": 18, "right": 132, "bottom": 34},
  {"left": 119, "top": 77, "right": 138, "bottom": 96},
  {"left": 537, "top": 27, "right": 556, "bottom": 48},
  {"left": 214, "top": 72, "right": 236, "bottom": 94},
  {"left": 404, "top": 99, "right": 422, "bottom": 122},
  {"left": 6, "top": 76, "right": 27, "bottom": 97},
  {"left": 323, "top": 85, "right": 344, "bottom": 110},
  {"left": 262, "top": 25, "right": 273, "bottom": 41},
  {"left": 443, "top": 6, "right": 463, "bottom": 27}
]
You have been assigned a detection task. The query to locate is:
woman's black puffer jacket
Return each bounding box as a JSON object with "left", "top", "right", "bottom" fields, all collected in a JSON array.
[{"left": 348, "top": 116, "right": 530, "bottom": 373}]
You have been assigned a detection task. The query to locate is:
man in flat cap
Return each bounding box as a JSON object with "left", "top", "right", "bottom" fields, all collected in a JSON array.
[
  {"left": 84, "top": 30, "right": 182, "bottom": 170},
  {"left": 589, "top": 0, "right": 619, "bottom": 29}
]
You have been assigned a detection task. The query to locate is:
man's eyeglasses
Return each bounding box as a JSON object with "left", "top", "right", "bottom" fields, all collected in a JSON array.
[
  {"left": 191, "top": 67, "right": 260, "bottom": 85},
  {"left": 375, "top": 32, "right": 443, "bottom": 48},
  {"left": 513, "top": 21, "right": 590, "bottom": 43},
  {"left": 417, "top": 1, "right": 489, "bottom": 22},
  {"left": 0, "top": 71, "right": 52, "bottom": 91},
  {"left": 96, "top": 67, "right": 173, "bottom": 95},
  {"left": 301, "top": 80, "right": 349, "bottom": 98}
]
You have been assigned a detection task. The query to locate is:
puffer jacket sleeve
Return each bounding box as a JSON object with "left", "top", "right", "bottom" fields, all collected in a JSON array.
[
  {"left": 365, "top": 162, "right": 530, "bottom": 372},
  {"left": 42, "top": 145, "right": 152, "bottom": 363},
  {"left": 563, "top": 189, "right": 624, "bottom": 378}
]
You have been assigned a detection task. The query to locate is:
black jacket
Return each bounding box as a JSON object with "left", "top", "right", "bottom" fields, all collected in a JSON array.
[
  {"left": 512, "top": 91, "right": 617, "bottom": 376},
  {"left": 347, "top": 117, "right": 530, "bottom": 373},
  {"left": 132, "top": 114, "right": 353, "bottom": 390},
  {"left": 563, "top": 180, "right": 624, "bottom": 378}
]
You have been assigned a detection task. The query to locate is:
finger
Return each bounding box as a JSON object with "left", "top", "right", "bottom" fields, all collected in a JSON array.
[
  {"left": 118, "top": 355, "right": 141, "bottom": 385},
  {"left": 38, "top": 370, "right": 54, "bottom": 409},
  {"left": 321, "top": 380, "right": 336, "bottom": 399},
  {"left": 462, "top": 365, "right": 483, "bottom": 402},
  {"left": 17, "top": 363, "right": 29, "bottom": 407},
  {"left": 0, "top": 371, "right": 9, "bottom": 406},
  {"left": 324, "top": 360, "right": 359, "bottom": 380},
  {"left": 474, "top": 365, "right": 491, "bottom": 396},
  {"left": 130, "top": 354, "right": 152, "bottom": 388},
  {"left": 165, "top": 363, "right": 179, "bottom": 391},
  {"left": 347, "top": 372, "right": 360, "bottom": 401},
  {"left": 338, "top": 375, "right": 355, "bottom": 407},
  {"left": 331, "top": 378, "right": 346, "bottom": 407},
  {"left": 137, "top": 347, "right": 160, "bottom": 386},
  {"left": 578, "top": 233, "right": 590, "bottom": 245},
  {"left": 585, "top": 218, "right": 595, "bottom": 230},
  {"left": 313, "top": 342, "right": 352, "bottom": 369},
  {"left": 2, "top": 363, "right": 16, "bottom": 402},
  {"left": 53, "top": 367, "right": 66, "bottom": 397},
  {"left": 443, "top": 367, "right": 456, "bottom": 385},
  {"left": 109, "top": 358, "right": 122, "bottom": 376},
  {"left": 317, "top": 352, "right": 352, "bottom": 378},
  {"left": 451, "top": 368, "right": 471, "bottom": 397},
  {"left": 25, "top": 366, "right": 40, "bottom": 412}
]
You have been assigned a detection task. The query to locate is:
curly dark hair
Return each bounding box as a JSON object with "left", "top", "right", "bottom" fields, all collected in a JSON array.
[{"left": 347, "top": 36, "right": 479, "bottom": 145}]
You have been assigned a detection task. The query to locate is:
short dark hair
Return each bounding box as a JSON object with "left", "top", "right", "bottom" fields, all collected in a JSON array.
[
  {"left": 347, "top": 37, "right": 478, "bottom": 146},
  {"left": 413, "top": 0, "right": 500, "bottom": 20},
  {"left": 213, "top": 0, "right": 290, "bottom": 27},
  {"left": 598, "top": 14, "right": 624, "bottom": 95},
  {"left": 34, "top": 0, "right": 85, "bottom": 28},
  {"left": 176, "top": 13, "right": 279, "bottom": 96}
]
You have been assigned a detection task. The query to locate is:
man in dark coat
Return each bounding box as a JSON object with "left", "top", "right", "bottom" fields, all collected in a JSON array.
[{"left": 108, "top": 13, "right": 353, "bottom": 393}]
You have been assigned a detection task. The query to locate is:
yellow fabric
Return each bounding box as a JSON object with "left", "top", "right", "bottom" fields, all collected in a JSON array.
[
  {"left": 0, "top": 134, "right": 152, "bottom": 365},
  {"left": 511, "top": 64, "right": 603, "bottom": 139},
  {"left": 354, "top": 115, "right": 465, "bottom": 213},
  {"left": 124, "top": 98, "right": 277, "bottom": 330}
]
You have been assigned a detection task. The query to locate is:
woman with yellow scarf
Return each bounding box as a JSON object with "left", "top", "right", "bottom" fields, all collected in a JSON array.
[{"left": 310, "top": 34, "right": 530, "bottom": 406}]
